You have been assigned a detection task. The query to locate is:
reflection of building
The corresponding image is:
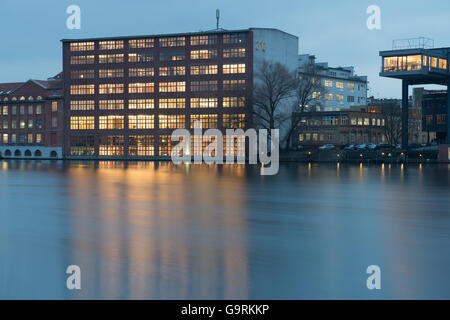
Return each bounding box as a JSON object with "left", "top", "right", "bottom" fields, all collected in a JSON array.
[
  {"left": 298, "top": 54, "right": 368, "bottom": 111},
  {"left": 0, "top": 74, "right": 64, "bottom": 159},
  {"left": 293, "top": 107, "right": 386, "bottom": 147},
  {"left": 418, "top": 88, "right": 447, "bottom": 143},
  {"left": 62, "top": 28, "right": 299, "bottom": 158},
  {"left": 379, "top": 39, "right": 450, "bottom": 148}
]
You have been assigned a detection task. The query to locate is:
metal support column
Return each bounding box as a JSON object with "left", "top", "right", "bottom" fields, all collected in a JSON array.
[
  {"left": 401, "top": 80, "right": 409, "bottom": 150},
  {"left": 447, "top": 78, "right": 450, "bottom": 144}
]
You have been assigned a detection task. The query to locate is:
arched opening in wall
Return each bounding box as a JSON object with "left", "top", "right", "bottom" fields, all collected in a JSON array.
[
  {"left": 24, "top": 150, "right": 32, "bottom": 157},
  {"left": 34, "top": 150, "right": 42, "bottom": 157},
  {"left": 14, "top": 150, "right": 21, "bottom": 157},
  {"left": 50, "top": 151, "right": 58, "bottom": 158},
  {"left": 5, "top": 150, "right": 11, "bottom": 157}
]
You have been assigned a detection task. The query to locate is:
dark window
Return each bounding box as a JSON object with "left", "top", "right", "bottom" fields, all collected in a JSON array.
[{"left": 160, "top": 50, "right": 185, "bottom": 61}]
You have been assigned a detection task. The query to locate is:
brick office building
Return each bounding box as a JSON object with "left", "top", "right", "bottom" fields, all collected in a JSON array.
[
  {"left": 293, "top": 108, "right": 386, "bottom": 148},
  {"left": 0, "top": 74, "right": 64, "bottom": 159},
  {"left": 61, "top": 28, "right": 299, "bottom": 158}
]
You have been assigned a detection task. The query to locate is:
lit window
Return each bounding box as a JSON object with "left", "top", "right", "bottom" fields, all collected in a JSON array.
[
  {"left": 190, "top": 65, "right": 218, "bottom": 75},
  {"left": 98, "top": 54, "right": 124, "bottom": 64},
  {"left": 190, "top": 35, "right": 217, "bottom": 46},
  {"left": 159, "top": 98, "right": 185, "bottom": 109},
  {"left": 99, "top": 40, "right": 124, "bottom": 50},
  {"left": 191, "top": 49, "right": 218, "bottom": 60},
  {"left": 70, "top": 116, "right": 95, "bottom": 130},
  {"left": 70, "top": 100, "right": 95, "bottom": 111},
  {"left": 52, "top": 101, "right": 58, "bottom": 112},
  {"left": 128, "top": 115, "right": 154, "bottom": 129},
  {"left": 190, "top": 98, "right": 218, "bottom": 108},
  {"left": 223, "top": 114, "right": 245, "bottom": 128},
  {"left": 159, "top": 81, "right": 185, "bottom": 93},
  {"left": 99, "top": 84, "right": 124, "bottom": 94},
  {"left": 129, "top": 68, "right": 154, "bottom": 77},
  {"left": 223, "top": 97, "right": 245, "bottom": 108},
  {"left": 223, "top": 64, "right": 246, "bottom": 74},
  {"left": 128, "top": 83, "right": 154, "bottom": 94},
  {"left": 223, "top": 48, "right": 246, "bottom": 58},
  {"left": 190, "top": 114, "right": 218, "bottom": 128},
  {"left": 128, "top": 99, "right": 154, "bottom": 109},
  {"left": 129, "top": 39, "right": 154, "bottom": 48},
  {"left": 129, "top": 136, "right": 155, "bottom": 156},
  {"left": 159, "top": 115, "right": 185, "bottom": 129},
  {"left": 99, "top": 136, "right": 124, "bottom": 156},
  {"left": 70, "top": 42, "right": 94, "bottom": 51},
  {"left": 128, "top": 53, "right": 153, "bottom": 63},
  {"left": 99, "top": 69, "right": 124, "bottom": 78},
  {"left": 99, "top": 100, "right": 124, "bottom": 110},
  {"left": 70, "top": 55, "right": 95, "bottom": 65},
  {"left": 159, "top": 37, "right": 185, "bottom": 47},
  {"left": 99, "top": 116, "right": 124, "bottom": 129}
]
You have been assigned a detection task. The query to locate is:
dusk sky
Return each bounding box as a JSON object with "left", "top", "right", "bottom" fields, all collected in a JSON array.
[{"left": 0, "top": 0, "right": 449, "bottom": 98}]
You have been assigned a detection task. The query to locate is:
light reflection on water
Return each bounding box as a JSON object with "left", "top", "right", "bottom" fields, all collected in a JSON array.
[{"left": 0, "top": 161, "right": 450, "bottom": 299}]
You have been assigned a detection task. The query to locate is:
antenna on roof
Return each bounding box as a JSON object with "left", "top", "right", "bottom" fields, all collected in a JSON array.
[{"left": 216, "top": 9, "right": 220, "bottom": 29}]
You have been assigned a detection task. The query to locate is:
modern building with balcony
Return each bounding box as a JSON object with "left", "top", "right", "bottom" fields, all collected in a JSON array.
[
  {"left": 298, "top": 54, "right": 368, "bottom": 111},
  {"left": 379, "top": 37, "right": 450, "bottom": 151}
]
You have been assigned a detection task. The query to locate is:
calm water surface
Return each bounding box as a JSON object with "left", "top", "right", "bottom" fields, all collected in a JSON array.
[{"left": 0, "top": 161, "right": 449, "bottom": 299}]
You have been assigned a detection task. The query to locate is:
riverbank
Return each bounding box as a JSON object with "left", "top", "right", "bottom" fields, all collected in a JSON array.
[
  {"left": 280, "top": 146, "right": 445, "bottom": 163},
  {"left": 1, "top": 146, "right": 448, "bottom": 163}
]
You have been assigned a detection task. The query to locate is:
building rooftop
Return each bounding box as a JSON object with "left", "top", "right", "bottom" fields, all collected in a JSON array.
[
  {"left": 61, "top": 27, "right": 297, "bottom": 43},
  {"left": 0, "top": 76, "right": 63, "bottom": 97},
  {"left": 0, "top": 82, "right": 24, "bottom": 95}
]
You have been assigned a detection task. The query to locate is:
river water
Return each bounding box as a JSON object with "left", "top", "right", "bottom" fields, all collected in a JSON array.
[{"left": 0, "top": 161, "right": 449, "bottom": 299}]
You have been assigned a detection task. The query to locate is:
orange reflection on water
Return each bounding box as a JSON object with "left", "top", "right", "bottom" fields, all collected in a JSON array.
[{"left": 65, "top": 162, "right": 249, "bottom": 299}]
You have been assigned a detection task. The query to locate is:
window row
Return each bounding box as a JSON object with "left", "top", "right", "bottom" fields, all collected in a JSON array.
[
  {"left": 70, "top": 80, "right": 246, "bottom": 95},
  {"left": 70, "top": 49, "right": 246, "bottom": 64},
  {"left": 1, "top": 117, "right": 58, "bottom": 129},
  {"left": 69, "top": 114, "right": 245, "bottom": 130},
  {"left": 0, "top": 102, "right": 58, "bottom": 116},
  {"left": 312, "top": 92, "right": 365, "bottom": 103},
  {"left": 70, "top": 65, "right": 245, "bottom": 78},
  {"left": 323, "top": 80, "right": 362, "bottom": 91},
  {"left": 69, "top": 97, "right": 246, "bottom": 110},
  {"left": 70, "top": 134, "right": 246, "bottom": 157},
  {"left": 1, "top": 133, "right": 43, "bottom": 144},
  {"left": 68, "top": 34, "right": 246, "bottom": 52},
  {"left": 302, "top": 117, "right": 385, "bottom": 127}
]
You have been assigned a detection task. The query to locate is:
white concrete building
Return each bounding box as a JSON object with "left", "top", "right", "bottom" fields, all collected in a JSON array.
[
  {"left": 298, "top": 54, "right": 368, "bottom": 111},
  {"left": 251, "top": 28, "right": 299, "bottom": 73}
]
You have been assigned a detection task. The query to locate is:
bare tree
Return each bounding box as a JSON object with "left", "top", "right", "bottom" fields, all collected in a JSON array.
[
  {"left": 282, "top": 61, "right": 326, "bottom": 149},
  {"left": 252, "top": 60, "right": 298, "bottom": 139},
  {"left": 383, "top": 104, "right": 402, "bottom": 146}
]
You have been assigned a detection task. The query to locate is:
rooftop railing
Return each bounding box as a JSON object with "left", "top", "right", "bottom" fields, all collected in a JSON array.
[{"left": 392, "top": 37, "right": 434, "bottom": 50}]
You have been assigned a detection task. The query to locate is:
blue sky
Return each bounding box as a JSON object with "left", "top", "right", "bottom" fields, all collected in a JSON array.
[{"left": 0, "top": 0, "right": 449, "bottom": 98}]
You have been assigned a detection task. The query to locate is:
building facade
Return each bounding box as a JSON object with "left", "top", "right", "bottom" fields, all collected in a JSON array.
[
  {"left": 369, "top": 96, "right": 427, "bottom": 145},
  {"left": 298, "top": 54, "right": 368, "bottom": 111},
  {"left": 379, "top": 42, "right": 450, "bottom": 148},
  {"left": 420, "top": 89, "right": 447, "bottom": 143},
  {"left": 294, "top": 108, "right": 386, "bottom": 147},
  {"left": 0, "top": 74, "right": 64, "bottom": 159},
  {"left": 62, "top": 28, "right": 298, "bottom": 158}
]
